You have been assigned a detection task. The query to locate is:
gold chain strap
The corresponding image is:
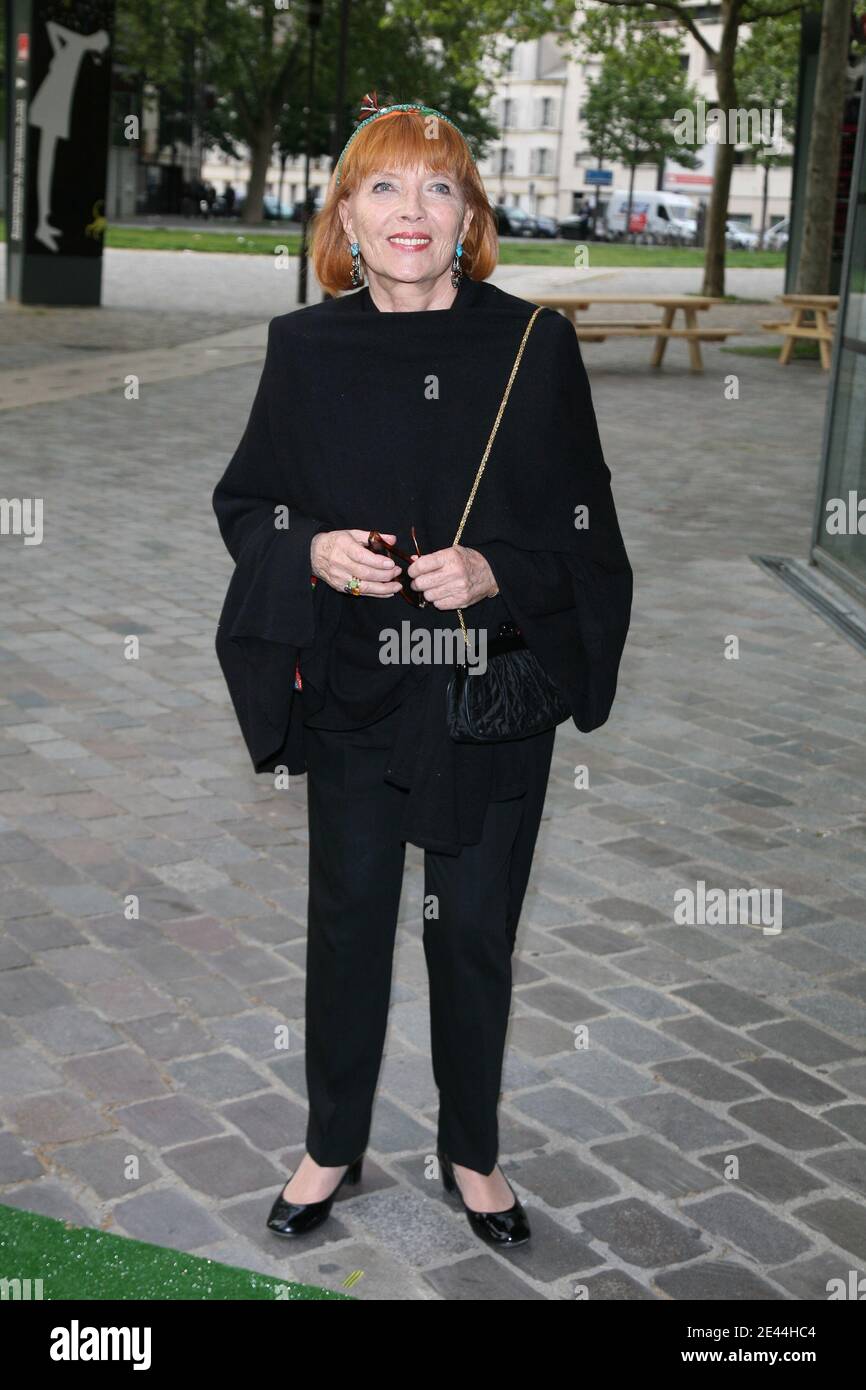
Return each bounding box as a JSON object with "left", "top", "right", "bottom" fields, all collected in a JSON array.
[{"left": 452, "top": 305, "right": 544, "bottom": 643}]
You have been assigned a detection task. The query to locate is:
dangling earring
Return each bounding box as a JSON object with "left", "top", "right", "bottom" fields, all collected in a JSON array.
[
  {"left": 350, "top": 240, "right": 362, "bottom": 287},
  {"left": 451, "top": 241, "right": 463, "bottom": 288}
]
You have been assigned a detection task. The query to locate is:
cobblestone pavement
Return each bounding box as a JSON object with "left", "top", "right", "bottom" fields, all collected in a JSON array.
[{"left": 0, "top": 255, "right": 864, "bottom": 1301}]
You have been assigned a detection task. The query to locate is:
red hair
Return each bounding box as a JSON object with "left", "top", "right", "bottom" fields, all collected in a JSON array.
[{"left": 310, "top": 108, "right": 499, "bottom": 296}]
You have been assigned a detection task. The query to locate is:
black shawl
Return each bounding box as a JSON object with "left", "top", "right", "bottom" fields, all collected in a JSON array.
[{"left": 212, "top": 275, "right": 632, "bottom": 853}]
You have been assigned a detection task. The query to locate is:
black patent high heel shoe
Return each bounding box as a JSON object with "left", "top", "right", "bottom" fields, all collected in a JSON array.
[
  {"left": 266, "top": 1154, "right": 364, "bottom": 1237},
  {"left": 438, "top": 1150, "right": 531, "bottom": 1247}
]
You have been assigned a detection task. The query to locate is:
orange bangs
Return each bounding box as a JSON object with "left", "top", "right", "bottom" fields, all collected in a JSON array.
[{"left": 310, "top": 108, "right": 499, "bottom": 296}]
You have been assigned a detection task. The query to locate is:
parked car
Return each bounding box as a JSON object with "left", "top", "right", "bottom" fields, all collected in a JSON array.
[
  {"left": 493, "top": 204, "right": 539, "bottom": 237},
  {"left": 557, "top": 212, "right": 593, "bottom": 240},
  {"left": 262, "top": 195, "right": 296, "bottom": 220},
  {"left": 764, "top": 217, "right": 789, "bottom": 250},
  {"left": 533, "top": 214, "right": 560, "bottom": 239},
  {"left": 726, "top": 220, "right": 759, "bottom": 250}
]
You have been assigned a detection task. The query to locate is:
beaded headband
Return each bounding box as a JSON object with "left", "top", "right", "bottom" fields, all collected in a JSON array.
[{"left": 334, "top": 91, "right": 474, "bottom": 187}]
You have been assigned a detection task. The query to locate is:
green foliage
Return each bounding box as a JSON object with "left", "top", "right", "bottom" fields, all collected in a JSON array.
[{"left": 579, "top": 17, "right": 702, "bottom": 173}]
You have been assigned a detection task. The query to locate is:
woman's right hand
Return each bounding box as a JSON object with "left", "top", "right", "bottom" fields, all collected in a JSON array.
[{"left": 311, "top": 529, "right": 403, "bottom": 598}]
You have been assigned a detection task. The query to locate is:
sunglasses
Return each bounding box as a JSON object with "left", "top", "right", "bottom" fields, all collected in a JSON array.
[{"left": 367, "top": 526, "right": 426, "bottom": 608}]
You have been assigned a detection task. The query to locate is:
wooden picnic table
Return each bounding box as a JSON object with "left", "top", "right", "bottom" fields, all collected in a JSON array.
[
  {"left": 527, "top": 293, "right": 730, "bottom": 373},
  {"left": 761, "top": 294, "right": 839, "bottom": 369}
]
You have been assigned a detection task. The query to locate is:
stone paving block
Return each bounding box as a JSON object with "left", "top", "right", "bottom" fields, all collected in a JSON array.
[
  {"left": 746, "top": 1019, "right": 861, "bottom": 1064},
  {"left": 682, "top": 1191, "right": 812, "bottom": 1263},
  {"left": 167, "top": 1037, "right": 275, "bottom": 1100},
  {"left": 160, "top": 1133, "right": 283, "bottom": 1198},
  {"left": 0, "top": 967, "right": 75, "bottom": 1016},
  {"left": 159, "top": 973, "right": 251, "bottom": 1017},
  {"left": 517, "top": 980, "right": 611, "bottom": 1025},
  {"left": 367, "top": 1096, "right": 436, "bottom": 1155},
  {"left": 549, "top": 920, "right": 642, "bottom": 955},
  {"left": 699, "top": 1142, "right": 828, "bottom": 1202},
  {"left": 0, "top": 1129, "right": 44, "bottom": 1183},
  {"left": 116, "top": 1094, "right": 227, "bottom": 1148},
  {"left": 219, "top": 1092, "right": 308, "bottom": 1153},
  {"left": 652, "top": 1057, "right": 760, "bottom": 1102},
  {"left": 512, "top": 1084, "right": 628, "bottom": 1142},
  {"left": 13, "top": 1004, "right": 121, "bottom": 1056},
  {"left": 654, "top": 1258, "right": 789, "bottom": 1301},
  {"left": 5, "top": 1090, "right": 113, "bottom": 1143},
  {"left": 577, "top": 1268, "right": 657, "bottom": 1299},
  {"left": 805, "top": 1147, "right": 866, "bottom": 1198},
  {"left": 112, "top": 1187, "right": 229, "bottom": 1250},
  {"left": 422, "top": 1252, "right": 547, "bottom": 1300},
  {"left": 0, "top": 1178, "right": 97, "bottom": 1227},
  {"left": 115, "top": 1005, "right": 212, "bottom": 1060},
  {"left": 787, "top": 991, "right": 866, "bottom": 1040},
  {"left": 728, "top": 1098, "right": 848, "bottom": 1150},
  {"left": 577, "top": 1197, "right": 708, "bottom": 1268},
  {"left": 660, "top": 1015, "right": 769, "bottom": 1063},
  {"left": 293, "top": 1240, "right": 440, "bottom": 1300},
  {"left": 588, "top": 1134, "right": 719, "bottom": 1199},
  {"left": 617, "top": 1093, "right": 748, "bottom": 1150},
  {"left": 52, "top": 1135, "right": 163, "bottom": 1198},
  {"left": 584, "top": 1015, "right": 691, "bottom": 1064},
  {"left": 672, "top": 982, "right": 784, "bottom": 1026},
  {"left": 793, "top": 1197, "right": 866, "bottom": 1262},
  {"left": 507, "top": 1149, "right": 621, "bottom": 1207},
  {"left": 62, "top": 1046, "right": 170, "bottom": 1104},
  {"left": 0, "top": 1045, "right": 64, "bottom": 1095},
  {"left": 734, "top": 1057, "right": 848, "bottom": 1105},
  {"left": 547, "top": 1046, "right": 658, "bottom": 1099},
  {"left": 598, "top": 985, "right": 691, "bottom": 1022},
  {"left": 506, "top": 1014, "right": 576, "bottom": 1057},
  {"left": 769, "top": 1251, "right": 865, "bottom": 1300}
]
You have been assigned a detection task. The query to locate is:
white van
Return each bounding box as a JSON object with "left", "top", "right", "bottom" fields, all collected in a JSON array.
[{"left": 604, "top": 189, "right": 699, "bottom": 243}]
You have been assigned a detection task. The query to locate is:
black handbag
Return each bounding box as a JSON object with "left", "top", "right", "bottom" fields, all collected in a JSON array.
[{"left": 446, "top": 306, "right": 572, "bottom": 744}]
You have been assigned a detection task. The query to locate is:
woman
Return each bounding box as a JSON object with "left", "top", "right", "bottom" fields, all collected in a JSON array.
[{"left": 212, "top": 96, "right": 632, "bottom": 1249}]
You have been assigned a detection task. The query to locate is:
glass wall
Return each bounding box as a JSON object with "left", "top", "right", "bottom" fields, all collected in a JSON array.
[{"left": 811, "top": 90, "right": 866, "bottom": 602}]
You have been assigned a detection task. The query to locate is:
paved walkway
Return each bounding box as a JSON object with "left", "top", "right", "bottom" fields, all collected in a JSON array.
[{"left": 0, "top": 254, "right": 864, "bottom": 1301}]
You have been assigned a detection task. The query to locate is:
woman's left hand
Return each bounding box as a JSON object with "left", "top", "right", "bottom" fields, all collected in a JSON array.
[{"left": 406, "top": 545, "right": 499, "bottom": 609}]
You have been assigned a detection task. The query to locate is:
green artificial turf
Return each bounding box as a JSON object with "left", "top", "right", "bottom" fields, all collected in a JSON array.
[{"left": 0, "top": 1203, "right": 354, "bottom": 1301}]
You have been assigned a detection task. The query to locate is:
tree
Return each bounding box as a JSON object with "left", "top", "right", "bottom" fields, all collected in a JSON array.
[
  {"left": 586, "top": 1, "right": 812, "bottom": 296},
  {"left": 796, "top": 0, "right": 853, "bottom": 293},
  {"left": 734, "top": 11, "right": 799, "bottom": 245},
  {"left": 579, "top": 16, "right": 702, "bottom": 238}
]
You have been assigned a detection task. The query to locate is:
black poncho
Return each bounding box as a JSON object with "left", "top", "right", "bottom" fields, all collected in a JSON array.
[{"left": 212, "top": 274, "right": 632, "bottom": 854}]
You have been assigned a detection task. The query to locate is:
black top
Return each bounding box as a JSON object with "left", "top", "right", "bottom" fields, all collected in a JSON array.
[
  {"left": 301, "top": 273, "right": 514, "bottom": 736},
  {"left": 212, "top": 275, "right": 632, "bottom": 854}
]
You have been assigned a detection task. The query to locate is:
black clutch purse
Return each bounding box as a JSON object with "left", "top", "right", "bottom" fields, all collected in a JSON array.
[
  {"left": 445, "top": 306, "right": 572, "bottom": 744},
  {"left": 446, "top": 620, "right": 572, "bottom": 742}
]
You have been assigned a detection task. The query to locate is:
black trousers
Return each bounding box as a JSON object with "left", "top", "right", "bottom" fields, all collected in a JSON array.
[{"left": 301, "top": 706, "right": 555, "bottom": 1174}]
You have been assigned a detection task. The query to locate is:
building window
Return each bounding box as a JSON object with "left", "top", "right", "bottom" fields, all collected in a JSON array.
[
  {"left": 540, "top": 97, "right": 553, "bottom": 127},
  {"left": 502, "top": 97, "right": 514, "bottom": 128}
]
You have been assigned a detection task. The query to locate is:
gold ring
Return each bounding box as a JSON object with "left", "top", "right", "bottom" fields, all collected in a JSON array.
[{"left": 344, "top": 576, "right": 362, "bottom": 596}]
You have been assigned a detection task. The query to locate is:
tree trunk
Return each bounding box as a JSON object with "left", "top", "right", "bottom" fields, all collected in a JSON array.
[
  {"left": 243, "top": 112, "right": 276, "bottom": 225},
  {"left": 759, "top": 158, "right": 769, "bottom": 249},
  {"left": 701, "top": 0, "right": 742, "bottom": 297},
  {"left": 796, "top": 0, "right": 852, "bottom": 294}
]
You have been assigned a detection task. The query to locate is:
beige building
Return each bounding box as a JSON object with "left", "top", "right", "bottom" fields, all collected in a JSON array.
[
  {"left": 201, "top": 3, "right": 792, "bottom": 233},
  {"left": 477, "top": 6, "right": 793, "bottom": 232}
]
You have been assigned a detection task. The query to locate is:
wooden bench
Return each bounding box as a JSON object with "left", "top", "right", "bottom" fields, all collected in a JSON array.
[
  {"left": 528, "top": 294, "right": 731, "bottom": 373},
  {"left": 761, "top": 294, "right": 838, "bottom": 369}
]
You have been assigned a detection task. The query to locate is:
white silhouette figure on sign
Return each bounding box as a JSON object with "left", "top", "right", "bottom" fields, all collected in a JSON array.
[{"left": 28, "top": 21, "right": 110, "bottom": 252}]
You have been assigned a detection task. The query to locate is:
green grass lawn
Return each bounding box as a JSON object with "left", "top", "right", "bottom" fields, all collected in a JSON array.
[
  {"left": 0, "top": 216, "right": 785, "bottom": 270},
  {"left": 721, "top": 340, "right": 821, "bottom": 360}
]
